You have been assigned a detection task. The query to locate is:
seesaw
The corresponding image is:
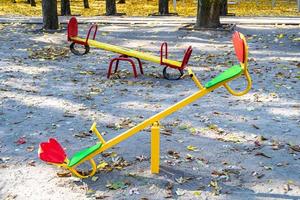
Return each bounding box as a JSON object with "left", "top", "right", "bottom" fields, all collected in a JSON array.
[
  {"left": 39, "top": 31, "right": 252, "bottom": 178},
  {"left": 67, "top": 17, "right": 192, "bottom": 80}
]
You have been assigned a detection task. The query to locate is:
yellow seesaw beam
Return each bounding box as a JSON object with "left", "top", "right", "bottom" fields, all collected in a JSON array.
[{"left": 71, "top": 36, "right": 182, "bottom": 68}]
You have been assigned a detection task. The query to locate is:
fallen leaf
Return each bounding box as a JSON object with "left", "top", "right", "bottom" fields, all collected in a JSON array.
[
  {"left": 210, "top": 180, "right": 221, "bottom": 195},
  {"left": 94, "top": 191, "right": 109, "bottom": 199},
  {"left": 106, "top": 181, "right": 128, "bottom": 190},
  {"left": 211, "top": 170, "right": 226, "bottom": 177},
  {"left": 28, "top": 160, "right": 36, "bottom": 166},
  {"left": 135, "top": 155, "right": 148, "bottom": 162},
  {"left": 175, "top": 188, "right": 185, "bottom": 196},
  {"left": 97, "top": 161, "right": 109, "bottom": 170},
  {"left": 263, "top": 165, "right": 273, "bottom": 170},
  {"left": 164, "top": 182, "right": 173, "bottom": 198},
  {"left": 16, "top": 137, "right": 26, "bottom": 145},
  {"left": 129, "top": 187, "right": 139, "bottom": 195},
  {"left": 57, "top": 171, "right": 72, "bottom": 177},
  {"left": 255, "top": 152, "right": 272, "bottom": 158},
  {"left": 168, "top": 150, "right": 180, "bottom": 159},
  {"left": 26, "top": 146, "right": 35, "bottom": 152},
  {"left": 289, "top": 144, "right": 300, "bottom": 152},
  {"left": 86, "top": 189, "right": 95, "bottom": 195},
  {"left": 74, "top": 132, "right": 92, "bottom": 138},
  {"left": 175, "top": 176, "right": 192, "bottom": 184},
  {"left": 283, "top": 183, "right": 292, "bottom": 193},
  {"left": 187, "top": 145, "right": 199, "bottom": 151},
  {"left": 252, "top": 124, "right": 260, "bottom": 129},
  {"left": 193, "top": 190, "right": 201, "bottom": 196},
  {"left": 161, "top": 128, "right": 172, "bottom": 136},
  {"left": 185, "top": 154, "right": 195, "bottom": 161}
]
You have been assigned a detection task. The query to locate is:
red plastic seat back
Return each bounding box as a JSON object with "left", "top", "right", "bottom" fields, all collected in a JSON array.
[
  {"left": 232, "top": 31, "right": 246, "bottom": 64},
  {"left": 67, "top": 17, "right": 78, "bottom": 41},
  {"left": 38, "top": 138, "right": 67, "bottom": 164},
  {"left": 180, "top": 46, "right": 192, "bottom": 69}
]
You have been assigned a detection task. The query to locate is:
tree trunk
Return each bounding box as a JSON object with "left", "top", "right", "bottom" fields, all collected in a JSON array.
[
  {"left": 159, "top": 0, "right": 169, "bottom": 15},
  {"left": 220, "top": 0, "right": 227, "bottom": 16},
  {"left": 30, "top": 0, "right": 36, "bottom": 7},
  {"left": 106, "top": 0, "right": 116, "bottom": 15},
  {"left": 61, "top": 0, "right": 71, "bottom": 15},
  {"left": 196, "top": 0, "right": 222, "bottom": 28},
  {"left": 26, "top": 0, "right": 30, "bottom": 3},
  {"left": 83, "top": 0, "right": 90, "bottom": 8},
  {"left": 42, "top": 0, "right": 59, "bottom": 30}
]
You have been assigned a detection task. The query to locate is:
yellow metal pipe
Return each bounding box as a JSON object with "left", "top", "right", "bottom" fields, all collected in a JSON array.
[
  {"left": 90, "top": 122, "right": 106, "bottom": 144},
  {"left": 151, "top": 122, "right": 160, "bottom": 174},
  {"left": 71, "top": 37, "right": 182, "bottom": 68},
  {"left": 187, "top": 68, "right": 204, "bottom": 89},
  {"left": 74, "top": 87, "right": 214, "bottom": 166}
]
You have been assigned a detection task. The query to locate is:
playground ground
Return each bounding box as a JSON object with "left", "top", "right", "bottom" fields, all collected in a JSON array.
[{"left": 0, "top": 17, "right": 300, "bottom": 199}]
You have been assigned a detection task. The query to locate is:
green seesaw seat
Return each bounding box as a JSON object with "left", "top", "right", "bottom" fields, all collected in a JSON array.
[
  {"left": 68, "top": 143, "right": 102, "bottom": 167},
  {"left": 204, "top": 65, "right": 243, "bottom": 88}
]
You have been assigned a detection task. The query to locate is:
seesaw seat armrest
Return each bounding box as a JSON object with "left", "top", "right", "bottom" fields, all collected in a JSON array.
[
  {"left": 224, "top": 69, "right": 252, "bottom": 96},
  {"left": 90, "top": 122, "right": 106, "bottom": 144},
  {"left": 85, "top": 24, "right": 98, "bottom": 45}
]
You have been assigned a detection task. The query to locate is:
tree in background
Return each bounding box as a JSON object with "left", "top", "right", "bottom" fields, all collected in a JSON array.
[
  {"left": 220, "top": 0, "right": 227, "bottom": 16},
  {"left": 196, "top": 0, "right": 222, "bottom": 28},
  {"left": 83, "top": 0, "right": 90, "bottom": 8},
  {"left": 117, "top": 0, "right": 125, "bottom": 3},
  {"left": 106, "top": 0, "right": 117, "bottom": 15},
  {"left": 61, "top": 0, "right": 71, "bottom": 15},
  {"left": 27, "top": 0, "right": 36, "bottom": 6},
  {"left": 42, "top": 0, "right": 59, "bottom": 30},
  {"left": 159, "top": 0, "right": 169, "bottom": 15}
]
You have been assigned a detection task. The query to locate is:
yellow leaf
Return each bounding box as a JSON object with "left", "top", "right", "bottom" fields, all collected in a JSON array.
[
  {"left": 278, "top": 34, "right": 284, "bottom": 39},
  {"left": 193, "top": 191, "right": 201, "bottom": 196},
  {"left": 293, "top": 37, "right": 300, "bottom": 42},
  {"left": 97, "top": 161, "right": 108, "bottom": 169},
  {"left": 187, "top": 145, "right": 198, "bottom": 151}
]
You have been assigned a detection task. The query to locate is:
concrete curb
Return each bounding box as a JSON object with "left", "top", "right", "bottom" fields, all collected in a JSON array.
[{"left": 0, "top": 16, "right": 300, "bottom": 25}]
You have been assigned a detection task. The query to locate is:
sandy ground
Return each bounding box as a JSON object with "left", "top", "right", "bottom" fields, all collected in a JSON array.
[{"left": 0, "top": 20, "right": 299, "bottom": 200}]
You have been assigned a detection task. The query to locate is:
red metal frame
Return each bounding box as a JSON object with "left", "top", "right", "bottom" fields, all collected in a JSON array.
[
  {"left": 160, "top": 42, "right": 168, "bottom": 64},
  {"left": 107, "top": 55, "right": 144, "bottom": 78},
  {"left": 85, "top": 24, "right": 98, "bottom": 45},
  {"left": 160, "top": 42, "right": 192, "bottom": 70}
]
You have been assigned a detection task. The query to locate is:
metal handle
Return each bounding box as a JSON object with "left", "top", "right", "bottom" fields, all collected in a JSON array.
[
  {"left": 69, "top": 159, "right": 97, "bottom": 179},
  {"left": 224, "top": 70, "right": 252, "bottom": 96}
]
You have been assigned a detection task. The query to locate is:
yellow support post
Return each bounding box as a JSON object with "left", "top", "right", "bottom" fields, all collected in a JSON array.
[{"left": 151, "top": 122, "right": 160, "bottom": 174}]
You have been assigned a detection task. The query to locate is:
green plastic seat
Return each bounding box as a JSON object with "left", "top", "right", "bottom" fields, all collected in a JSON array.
[
  {"left": 205, "top": 65, "right": 243, "bottom": 88},
  {"left": 68, "top": 143, "right": 102, "bottom": 167}
]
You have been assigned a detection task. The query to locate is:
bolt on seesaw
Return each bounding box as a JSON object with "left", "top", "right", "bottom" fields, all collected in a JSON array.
[{"left": 38, "top": 23, "right": 252, "bottom": 178}]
